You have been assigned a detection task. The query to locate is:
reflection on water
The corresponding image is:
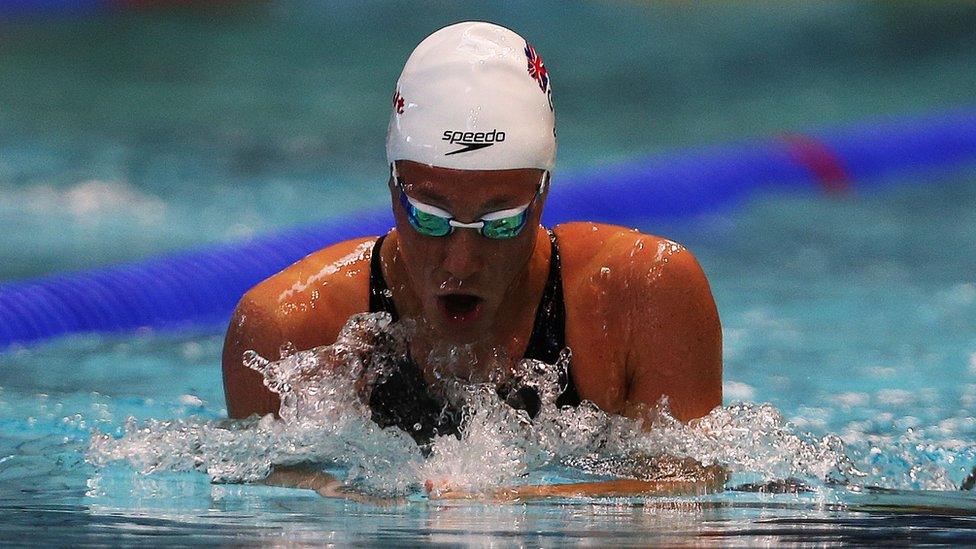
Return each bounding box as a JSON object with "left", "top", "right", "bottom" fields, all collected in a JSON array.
[{"left": 10, "top": 486, "right": 976, "bottom": 546}]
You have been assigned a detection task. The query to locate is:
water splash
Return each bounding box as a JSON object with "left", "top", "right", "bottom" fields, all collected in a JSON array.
[{"left": 88, "top": 313, "right": 966, "bottom": 496}]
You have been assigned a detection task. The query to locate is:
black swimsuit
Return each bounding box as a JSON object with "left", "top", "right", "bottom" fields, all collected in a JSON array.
[{"left": 367, "top": 231, "right": 580, "bottom": 446}]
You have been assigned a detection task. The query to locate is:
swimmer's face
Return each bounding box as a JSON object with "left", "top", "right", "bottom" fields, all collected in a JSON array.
[{"left": 389, "top": 160, "right": 546, "bottom": 341}]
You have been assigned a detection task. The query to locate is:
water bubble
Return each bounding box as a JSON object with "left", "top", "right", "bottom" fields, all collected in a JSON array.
[
  {"left": 279, "top": 341, "right": 297, "bottom": 359},
  {"left": 178, "top": 395, "right": 203, "bottom": 407}
]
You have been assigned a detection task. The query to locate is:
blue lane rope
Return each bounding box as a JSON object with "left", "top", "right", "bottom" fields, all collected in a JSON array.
[
  {"left": 2, "top": 108, "right": 976, "bottom": 348},
  {"left": 0, "top": 0, "right": 103, "bottom": 16}
]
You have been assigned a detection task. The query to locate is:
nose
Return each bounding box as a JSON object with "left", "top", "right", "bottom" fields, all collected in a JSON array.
[{"left": 441, "top": 228, "right": 484, "bottom": 282}]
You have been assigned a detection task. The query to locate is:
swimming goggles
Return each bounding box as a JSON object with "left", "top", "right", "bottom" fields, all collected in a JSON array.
[{"left": 392, "top": 164, "right": 547, "bottom": 240}]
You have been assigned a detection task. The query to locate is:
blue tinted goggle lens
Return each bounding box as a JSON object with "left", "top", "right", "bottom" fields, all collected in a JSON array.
[
  {"left": 399, "top": 191, "right": 453, "bottom": 236},
  {"left": 481, "top": 211, "right": 529, "bottom": 239}
]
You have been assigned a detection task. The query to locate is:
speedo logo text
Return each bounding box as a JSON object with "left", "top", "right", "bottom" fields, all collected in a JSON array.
[{"left": 442, "top": 129, "right": 506, "bottom": 155}]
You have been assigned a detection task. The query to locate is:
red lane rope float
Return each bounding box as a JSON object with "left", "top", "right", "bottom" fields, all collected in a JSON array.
[{"left": 779, "top": 133, "right": 852, "bottom": 195}]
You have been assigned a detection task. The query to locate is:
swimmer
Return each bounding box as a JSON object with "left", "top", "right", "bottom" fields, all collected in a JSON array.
[{"left": 222, "top": 21, "right": 722, "bottom": 499}]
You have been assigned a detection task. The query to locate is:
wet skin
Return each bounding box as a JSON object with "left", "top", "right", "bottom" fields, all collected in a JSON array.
[{"left": 222, "top": 160, "right": 723, "bottom": 424}]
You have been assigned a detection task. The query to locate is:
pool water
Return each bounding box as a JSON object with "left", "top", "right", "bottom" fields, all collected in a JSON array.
[
  {"left": 2, "top": 1, "right": 976, "bottom": 545},
  {"left": 4, "top": 173, "right": 976, "bottom": 545}
]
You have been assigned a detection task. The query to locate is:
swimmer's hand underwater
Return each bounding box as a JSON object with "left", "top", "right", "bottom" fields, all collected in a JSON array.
[
  {"left": 259, "top": 466, "right": 406, "bottom": 506},
  {"left": 424, "top": 456, "right": 728, "bottom": 501},
  {"left": 259, "top": 456, "right": 727, "bottom": 504}
]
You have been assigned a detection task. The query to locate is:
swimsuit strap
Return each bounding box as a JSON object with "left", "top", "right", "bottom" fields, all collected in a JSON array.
[
  {"left": 523, "top": 229, "right": 565, "bottom": 364},
  {"left": 525, "top": 229, "right": 581, "bottom": 407},
  {"left": 369, "top": 234, "right": 399, "bottom": 321}
]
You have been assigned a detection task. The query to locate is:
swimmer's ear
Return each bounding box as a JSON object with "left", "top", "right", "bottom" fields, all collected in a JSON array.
[
  {"left": 386, "top": 162, "right": 397, "bottom": 193},
  {"left": 536, "top": 170, "right": 551, "bottom": 205}
]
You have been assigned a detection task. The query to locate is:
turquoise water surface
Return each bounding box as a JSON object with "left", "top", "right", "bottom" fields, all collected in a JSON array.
[{"left": 2, "top": 2, "right": 976, "bottom": 545}]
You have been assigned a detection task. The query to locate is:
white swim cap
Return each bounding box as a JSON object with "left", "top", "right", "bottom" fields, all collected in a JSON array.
[{"left": 386, "top": 21, "right": 556, "bottom": 171}]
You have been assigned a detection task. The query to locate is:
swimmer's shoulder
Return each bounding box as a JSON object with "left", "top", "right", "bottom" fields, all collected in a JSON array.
[
  {"left": 553, "top": 221, "right": 713, "bottom": 314},
  {"left": 553, "top": 222, "right": 696, "bottom": 283},
  {"left": 551, "top": 222, "right": 680, "bottom": 410},
  {"left": 238, "top": 236, "right": 378, "bottom": 350},
  {"left": 223, "top": 237, "right": 379, "bottom": 418},
  {"left": 552, "top": 222, "right": 721, "bottom": 422}
]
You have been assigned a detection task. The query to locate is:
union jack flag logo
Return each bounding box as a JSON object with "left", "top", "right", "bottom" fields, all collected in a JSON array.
[
  {"left": 524, "top": 42, "right": 548, "bottom": 94},
  {"left": 392, "top": 90, "right": 405, "bottom": 115}
]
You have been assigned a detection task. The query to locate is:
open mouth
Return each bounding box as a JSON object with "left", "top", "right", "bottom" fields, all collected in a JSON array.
[{"left": 437, "top": 293, "right": 484, "bottom": 324}]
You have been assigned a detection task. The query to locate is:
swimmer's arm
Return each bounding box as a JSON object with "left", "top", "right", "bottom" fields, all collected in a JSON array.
[
  {"left": 496, "top": 476, "right": 724, "bottom": 499},
  {"left": 222, "top": 294, "right": 285, "bottom": 419},
  {"left": 430, "top": 462, "right": 728, "bottom": 501},
  {"left": 623, "top": 244, "right": 722, "bottom": 422},
  {"left": 260, "top": 465, "right": 341, "bottom": 494}
]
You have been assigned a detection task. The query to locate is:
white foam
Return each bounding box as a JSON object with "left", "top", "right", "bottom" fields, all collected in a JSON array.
[
  {"left": 723, "top": 380, "right": 756, "bottom": 400},
  {"left": 87, "top": 313, "right": 968, "bottom": 496}
]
